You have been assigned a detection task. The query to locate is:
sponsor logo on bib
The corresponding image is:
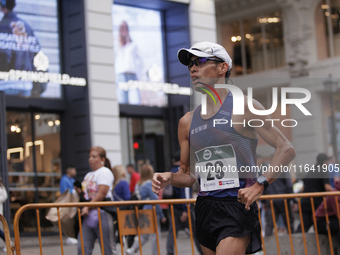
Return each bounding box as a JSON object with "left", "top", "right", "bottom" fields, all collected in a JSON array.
[{"left": 203, "top": 149, "right": 212, "bottom": 160}]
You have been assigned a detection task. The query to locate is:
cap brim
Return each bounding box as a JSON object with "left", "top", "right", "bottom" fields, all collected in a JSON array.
[{"left": 177, "top": 48, "right": 214, "bottom": 65}]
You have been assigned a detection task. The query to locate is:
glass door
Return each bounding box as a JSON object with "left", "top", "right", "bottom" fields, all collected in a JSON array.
[
  {"left": 6, "top": 111, "right": 61, "bottom": 232},
  {"left": 120, "top": 117, "right": 169, "bottom": 173}
]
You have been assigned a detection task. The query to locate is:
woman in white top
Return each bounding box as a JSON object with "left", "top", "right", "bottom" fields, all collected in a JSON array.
[{"left": 77, "top": 146, "right": 117, "bottom": 255}]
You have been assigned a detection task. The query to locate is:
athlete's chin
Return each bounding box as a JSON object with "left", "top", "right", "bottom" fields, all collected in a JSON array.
[
  {"left": 193, "top": 85, "right": 205, "bottom": 93},
  {"left": 191, "top": 78, "right": 200, "bottom": 85},
  {"left": 192, "top": 79, "right": 203, "bottom": 87}
]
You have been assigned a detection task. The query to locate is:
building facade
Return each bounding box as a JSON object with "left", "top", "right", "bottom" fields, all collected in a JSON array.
[
  {"left": 215, "top": 0, "right": 340, "bottom": 168},
  {"left": 1, "top": 0, "right": 339, "bottom": 233},
  {"left": 1, "top": 0, "right": 217, "bottom": 232}
]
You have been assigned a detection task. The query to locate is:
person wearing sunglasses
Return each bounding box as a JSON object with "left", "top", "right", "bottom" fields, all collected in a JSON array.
[
  {"left": 186, "top": 57, "right": 224, "bottom": 71},
  {"left": 152, "top": 41, "right": 295, "bottom": 255}
]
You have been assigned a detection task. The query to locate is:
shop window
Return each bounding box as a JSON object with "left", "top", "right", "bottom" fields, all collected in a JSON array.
[
  {"left": 221, "top": 11, "right": 285, "bottom": 76},
  {"left": 7, "top": 111, "right": 61, "bottom": 232},
  {"left": 316, "top": 0, "right": 340, "bottom": 58},
  {"left": 112, "top": 4, "right": 167, "bottom": 107},
  {"left": 0, "top": 0, "right": 61, "bottom": 98}
]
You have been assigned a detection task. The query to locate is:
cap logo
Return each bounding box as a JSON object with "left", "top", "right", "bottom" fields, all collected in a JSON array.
[{"left": 191, "top": 47, "right": 213, "bottom": 54}]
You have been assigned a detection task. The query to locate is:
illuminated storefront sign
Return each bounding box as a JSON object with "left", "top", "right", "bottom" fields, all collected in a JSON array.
[
  {"left": 0, "top": 70, "right": 86, "bottom": 86},
  {"left": 117, "top": 81, "right": 191, "bottom": 96}
]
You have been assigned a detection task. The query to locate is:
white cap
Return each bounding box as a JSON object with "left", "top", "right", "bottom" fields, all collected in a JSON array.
[{"left": 177, "top": 41, "right": 232, "bottom": 70}]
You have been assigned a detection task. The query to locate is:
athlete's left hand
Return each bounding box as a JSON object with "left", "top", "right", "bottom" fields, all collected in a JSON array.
[{"left": 237, "top": 183, "right": 264, "bottom": 210}]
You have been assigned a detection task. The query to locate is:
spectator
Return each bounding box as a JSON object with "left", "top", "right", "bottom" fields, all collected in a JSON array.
[
  {"left": 127, "top": 163, "right": 140, "bottom": 193},
  {"left": 59, "top": 166, "right": 78, "bottom": 245},
  {"left": 0, "top": 178, "right": 8, "bottom": 252},
  {"left": 315, "top": 178, "right": 340, "bottom": 239},
  {"left": 166, "top": 152, "right": 203, "bottom": 255},
  {"left": 60, "top": 166, "right": 77, "bottom": 194},
  {"left": 77, "top": 146, "right": 116, "bottom": 255},
  {"left": 126, "top": 164, "right": 166, "bottom": 255},
  {"left": 112, "top": 165, "right": 131, "bottom": 201},
  {"left": 111, "top": 165, "right": 130, "bottom": 245},
  {"left": 73, "top": 180, "right": 90, "bottom": 241},
  {"left": 296, "top": 153, "right": 334, "bottom": 233},
  {"left": 328, "top": 156, "right": 340, "bottom": 188},
  {"left": 264, "top": 171, "right": 297, "bottom": 236},
  {"left": 74, "top": 181, "right": 87, "bottom": 202}
]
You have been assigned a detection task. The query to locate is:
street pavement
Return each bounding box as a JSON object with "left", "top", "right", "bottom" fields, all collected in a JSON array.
[{"left": 7, "top": 230, "right": 202, "bottom": 255}]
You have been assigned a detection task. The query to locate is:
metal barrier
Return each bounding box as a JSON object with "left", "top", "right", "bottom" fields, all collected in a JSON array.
[
  {"left": 0, "top": 214, "right": 13, "bottom": 255},
  {"left": 258, "top": 191, "right": 340, "bottom": 255},
  {"left": 13, "top": 199, "right": 197, "bottom": 255},
  {"left": 12, "top": 191, "right": 340, "bottom": 255},
  {"left": 116, "top": 207, "right": 161, "bottom": 255}
]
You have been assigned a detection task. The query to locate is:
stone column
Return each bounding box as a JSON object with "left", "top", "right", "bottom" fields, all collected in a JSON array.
[
  {"left": 277, "top": 0, "right": 330, "bottom": 167},
  {"left": 84, "top": 0, "right": 122, "bottom": 164},
  {"left": 188, "top": 0, "right": 218, "bottom": 108}
]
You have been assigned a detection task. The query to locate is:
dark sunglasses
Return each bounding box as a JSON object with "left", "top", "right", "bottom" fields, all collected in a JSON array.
[{"left": 187, "top": 57, "right": 223, "bottom": 71}]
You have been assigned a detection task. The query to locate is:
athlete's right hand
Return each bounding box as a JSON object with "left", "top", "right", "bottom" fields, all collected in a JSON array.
[{"left": 152, "top": 172, "right": 172, "bottom": 195}]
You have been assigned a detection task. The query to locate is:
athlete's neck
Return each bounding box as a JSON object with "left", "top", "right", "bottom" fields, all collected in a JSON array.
[{"left": 202, "top": 88, "right": 229, "bottom": 118}]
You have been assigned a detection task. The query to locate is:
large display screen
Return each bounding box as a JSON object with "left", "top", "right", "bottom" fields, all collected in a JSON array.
[
  {"left": 112, "top": 5, "right": 167, "bottom": 107},
  {"left": 0, "top": 0, "right": 62, "bottom": 98}
]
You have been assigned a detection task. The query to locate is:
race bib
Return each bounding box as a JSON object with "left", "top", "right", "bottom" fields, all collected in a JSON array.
[{"left": 195, "top": 145, "right": 239, "bottom": 191}]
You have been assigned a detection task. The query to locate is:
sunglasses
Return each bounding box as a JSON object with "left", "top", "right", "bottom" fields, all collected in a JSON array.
[{"left": 187, "top": 57, "right": 224, "bottom": 71}]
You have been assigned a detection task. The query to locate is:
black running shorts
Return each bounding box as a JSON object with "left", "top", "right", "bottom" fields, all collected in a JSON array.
[{"left": 195, "top": 196, "right": 262, "bottom": 254}]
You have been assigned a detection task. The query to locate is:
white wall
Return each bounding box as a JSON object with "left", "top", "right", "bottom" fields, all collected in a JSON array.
[
  {"left": 189, "top": 0, "right": 217, "bottom": 44},
  {"left": 188, "top": 0, "right": 218, "bottom": 108},
  {"left": 84, "top": 0, "right": 122, "bottom": 165}
]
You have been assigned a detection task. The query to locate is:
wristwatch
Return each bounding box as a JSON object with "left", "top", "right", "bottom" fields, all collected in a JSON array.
[{"left": 256, "top": 175, "right": 269, "bottom": 191}]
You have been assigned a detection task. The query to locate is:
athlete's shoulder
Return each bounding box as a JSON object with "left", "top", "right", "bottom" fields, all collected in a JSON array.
[
  {"left": 179, "top": 111, "right": 193, "bottom": 128},
  {"left": 178, "top": 111, "right": 193, "bottom": 139},
  {"left": 244, "top": 95, "right": 266, "bottom": 118}
]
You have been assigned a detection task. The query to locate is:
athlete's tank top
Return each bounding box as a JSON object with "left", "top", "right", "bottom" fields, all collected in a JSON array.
[{"left": 189, "top": 92, "right": 258, "bottom": 198}]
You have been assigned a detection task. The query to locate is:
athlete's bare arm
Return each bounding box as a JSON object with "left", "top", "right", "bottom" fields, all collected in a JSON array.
[
  {"left": 237, "top": 97, "right": 296, "bottom": 210},
  {"left": 152, "top": 112, "right": 196, "bottom": 195}
]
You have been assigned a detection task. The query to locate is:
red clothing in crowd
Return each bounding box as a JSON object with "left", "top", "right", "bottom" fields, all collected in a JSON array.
[
  {"left": 313, "top": 180, "right": 340, "bottom": 238},
  {"left": 315, "top": 195, "right": 340, "bottom": 221},
  {"left": 315, "top": 180, "right": 340, "bottom": 221},
  {"left": 129, "top": 172, "right": 140, "bottom": 193}
]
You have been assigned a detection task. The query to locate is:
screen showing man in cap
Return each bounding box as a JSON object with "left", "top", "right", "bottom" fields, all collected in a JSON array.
[{"left": 152, "top": 41, "right": 296, "bottom": 254}]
